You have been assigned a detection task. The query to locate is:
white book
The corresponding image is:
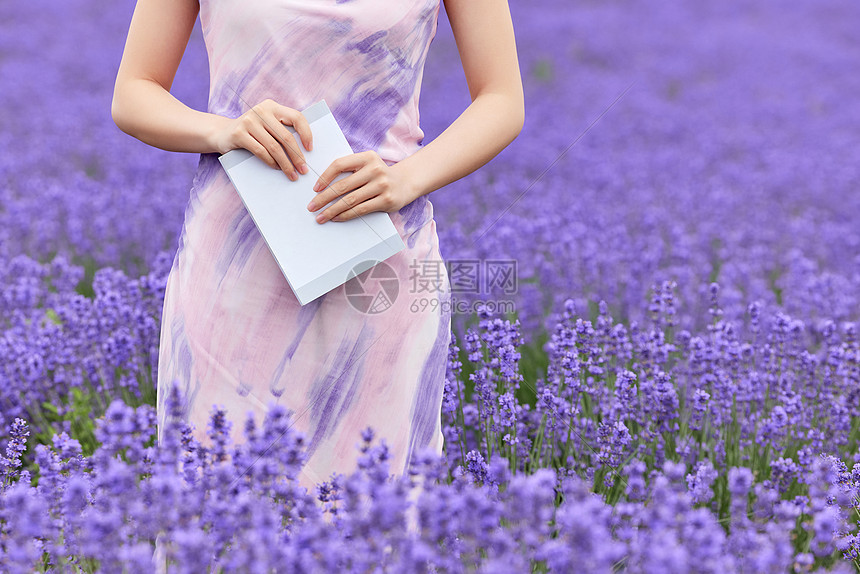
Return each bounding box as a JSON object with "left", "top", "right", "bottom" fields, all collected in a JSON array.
[{"left": 218, "top": 100, "right": 406, "bottom": 306}]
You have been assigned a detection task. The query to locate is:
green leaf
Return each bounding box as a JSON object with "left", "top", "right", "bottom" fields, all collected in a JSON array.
[{"left": 44, "top": 308, "right": 61, "bottom": 325}]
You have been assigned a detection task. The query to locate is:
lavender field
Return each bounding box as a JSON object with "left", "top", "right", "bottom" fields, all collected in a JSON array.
[{"left": 2, "top": 0, "right": 860, "bottom": 571}]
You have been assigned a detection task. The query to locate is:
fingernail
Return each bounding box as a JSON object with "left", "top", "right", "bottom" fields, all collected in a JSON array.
[
  {"left": 313, "top": 182, "right": 320, "bottom": 192},
  {"left": 299, "top": 163, "right": 308, "bottom": 175},
  {"left": 307, "top": 201, "right": 316, "bottom": 211},
  {"left": 289, "top": 172, "right": 297, "bottom": 181},
  {"left": 316, "top": 214, "right": 326, "bottom": 223}
]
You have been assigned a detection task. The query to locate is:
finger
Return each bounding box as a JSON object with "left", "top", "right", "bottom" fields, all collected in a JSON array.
[
  {"left": 259, "top": 112, "right": 308, "bottom": 176},
  {"left": 249, "top": 122, "right": 299, "bottom": 181},
  {"left": 314, "top": 184, "right": 378, "bottom": 224},
  {"left": 239, "top": 131, "right": 280, "bottom": 171},
  {"left": 313, "top": 154, "right": 367, "bottom": 193},
  {"left": 277, "top": 106, "right": 314, "bottom": 152},
  {"left": 307, "top": 167, "right": 373, "bottom": 213},
  {"left": 248, "top": 101, "right": 305, "bottom": 174},
  {"left": 320, "top": 189, "right": 388, "bottom": 224}
]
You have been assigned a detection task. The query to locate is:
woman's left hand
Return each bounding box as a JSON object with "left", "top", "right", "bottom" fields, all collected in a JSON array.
[{"left": 306, "top": 150, "right": 418, "bottom": 223}]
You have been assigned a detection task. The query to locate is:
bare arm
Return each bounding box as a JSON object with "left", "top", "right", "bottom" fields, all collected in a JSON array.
[
  {"left": 395, "top": 0, "right": 525, "bottom": 199},
  {"left": 111, "top": 0, "right": 218, "bottom": 152},
  {"left": 111, "top": 0, "right": 313, "bottom": 180}
]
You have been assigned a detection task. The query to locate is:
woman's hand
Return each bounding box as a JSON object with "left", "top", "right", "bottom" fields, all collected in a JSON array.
[
  {"left": 306, "top": 151, "right": 419, "bottom": 223},
  {"left": 211, "top": 98, "right": 314, "bottom": 181}
]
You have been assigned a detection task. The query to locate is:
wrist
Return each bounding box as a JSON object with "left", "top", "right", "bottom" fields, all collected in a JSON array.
[
  {"left": 392, "top": 158, "right": 425, "bottom": 204},
  {"left": 203, "top": 113, "right": 233, "bottom": 154}
]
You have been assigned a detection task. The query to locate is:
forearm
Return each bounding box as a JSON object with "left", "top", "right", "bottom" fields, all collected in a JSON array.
[
  {"left": 395, "top": 92, "right": 524, "bottom": 200},
  {"left": 111, "top": 78, "right": 228, "bottom": 154}
]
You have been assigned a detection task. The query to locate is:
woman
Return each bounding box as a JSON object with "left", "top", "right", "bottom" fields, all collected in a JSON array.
[{"left": 113, "top": 0, "right": 522, "bottom": 515}]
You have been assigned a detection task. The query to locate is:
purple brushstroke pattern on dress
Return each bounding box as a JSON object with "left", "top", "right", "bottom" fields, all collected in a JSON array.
[
  {"left": 303, "top": 326, "right": 370, "bottom": 460},
  {"left": 406, "top": 279, "right": 452, "bottom": 467},
  {"left": 156, "top": 0, "right": 450, "bottom": 493}
]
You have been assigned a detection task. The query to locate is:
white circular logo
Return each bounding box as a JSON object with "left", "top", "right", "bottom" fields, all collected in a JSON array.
[{"left": 345, "top": 260, "right": 399, "bottom": 314}]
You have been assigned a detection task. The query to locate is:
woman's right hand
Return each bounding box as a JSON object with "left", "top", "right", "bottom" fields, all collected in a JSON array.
[{"left": 211, "top": 99, "right": 314, "bottom": 181}]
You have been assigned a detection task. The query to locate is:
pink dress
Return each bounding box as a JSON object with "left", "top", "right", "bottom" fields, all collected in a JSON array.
[{"left": 156, "top": 0, "right": 451, "bottom": 495}]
